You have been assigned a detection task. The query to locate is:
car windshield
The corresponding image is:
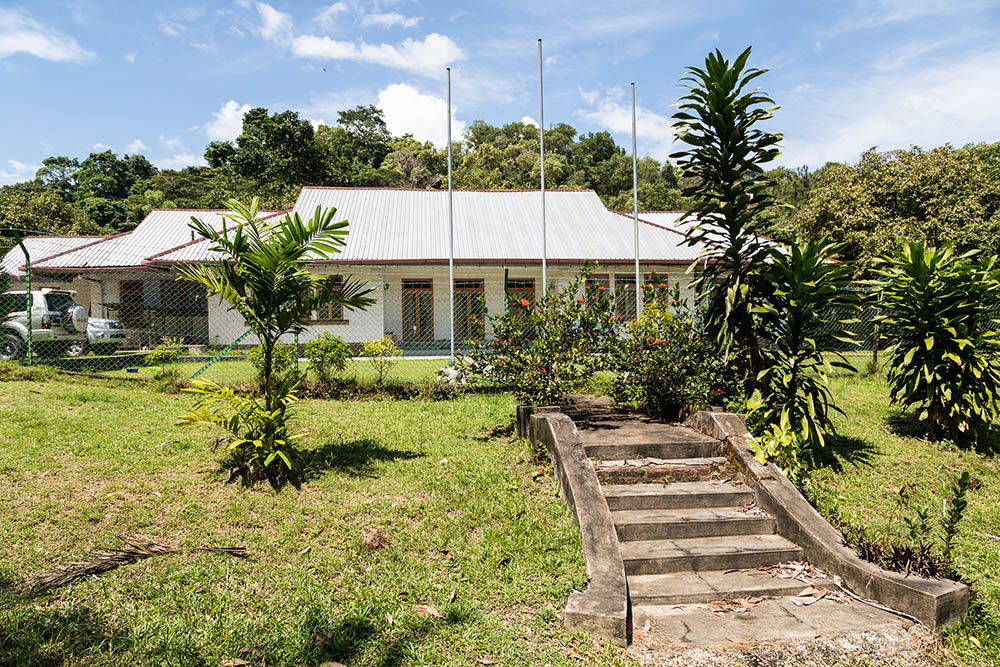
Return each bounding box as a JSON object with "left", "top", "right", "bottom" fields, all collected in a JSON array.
[
  {"left": 1, "top": 293, "right": 27, "bottom": 316},
  {"left": 45, "top": 293, "right": 77, "bottom": 313}
]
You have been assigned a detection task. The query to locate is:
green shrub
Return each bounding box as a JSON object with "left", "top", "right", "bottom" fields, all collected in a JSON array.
[
  {"left": 748, "top": 239, "right": 858, "bottom": 464},
  {"left": 247, "top": 343, "right": 297, "bottom": 382},
  {"left": 462, "top": 266, "right": 618, "bottom": 406},
  {"left": 874, "top": 242, "right": 1000, "bottom": 441},
  {"left": 145, "top": 342, "right": 182, "bottom": 367},
  {"left": 304, "top": 333, "right": 351, "bottom": 384},
  {"left": 179, "top": 377, "right": 301, "bottom": 485},
  {"left": 361, "top": 336, "right": 402, "bottom": 387},
  {"left": 611, "top": 290, "right": 741, "bottom": 420}
]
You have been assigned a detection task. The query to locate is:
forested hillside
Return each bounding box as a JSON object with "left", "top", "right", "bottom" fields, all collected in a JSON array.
[{"left": 2, "top": 104, "right": 998, "bottom": 276}]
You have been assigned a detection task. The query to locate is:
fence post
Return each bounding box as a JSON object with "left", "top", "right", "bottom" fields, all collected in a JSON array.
[
  {"left": 13, "top": 235, "right": 32, "bottom": 366},
  {"left": 294, "top": 332, "right": 300, "bottom": 374}
]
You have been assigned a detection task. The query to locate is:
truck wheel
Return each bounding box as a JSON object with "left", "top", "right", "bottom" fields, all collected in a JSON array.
[{"left": 0, "top": 333, "right": 25, "bottom": 361}]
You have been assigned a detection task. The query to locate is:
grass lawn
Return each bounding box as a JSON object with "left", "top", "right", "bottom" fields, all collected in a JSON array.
[
  {"left": 100, "top": 358, "right": 448, "bottom": 387},
  {"left": 0, "top": 375, "right": 630, "bottom": 666},
  {"left": 812, "top": 374, "right": 1000, "bottom": 665}
]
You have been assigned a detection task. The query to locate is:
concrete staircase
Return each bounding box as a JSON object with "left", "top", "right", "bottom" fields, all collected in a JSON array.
[{"left": 572, "top": 409, "right": 851, "bottom": 639}]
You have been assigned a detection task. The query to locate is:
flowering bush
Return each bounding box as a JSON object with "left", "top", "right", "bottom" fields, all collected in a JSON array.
[
  {"left": 610, "top": 287, "right": 742, "bottom": 420},
  {"left": 462, "top": 267, "right": 618, "bottom": 405}
]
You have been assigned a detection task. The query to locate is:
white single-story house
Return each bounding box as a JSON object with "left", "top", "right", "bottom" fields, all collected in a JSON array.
[{"left": 4, "top": 188, "right": 707, "bottom": 353}]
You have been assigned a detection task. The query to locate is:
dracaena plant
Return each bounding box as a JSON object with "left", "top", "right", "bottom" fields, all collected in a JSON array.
[
  {"left": 671, "top": 46, "right": 783, "bottom": 390},
  {"left": 747, "top": 239, "right": 859, "bottom": 471},
  {"left": 874, "top": 242, "right": 1000, "bottom": 442},
  {"left": 177, "top": 198, "right": 374, "bottom": 484}
]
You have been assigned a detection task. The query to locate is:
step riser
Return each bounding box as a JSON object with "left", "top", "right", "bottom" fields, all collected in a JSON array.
[
  {"left": 605, "top": 491, "right": 753, "bottom": 511},
  {"left": 584, "top": 441, "right": 721, "bottom": 459},
  {"left": 629, "top": 581, "right": 835, "bottom": 606},
  {"left": 616, "top": 517, "right": 776, "bottom": 542},
  {"left": 623, "top": 549, "right": 802, "bottom": 576},
  {"left": 597, "top": 463, "right": 735, "bottom": 485}
]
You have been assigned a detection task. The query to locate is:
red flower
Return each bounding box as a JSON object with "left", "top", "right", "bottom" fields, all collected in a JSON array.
[
  {"left": 597, "top": 285, "right": 606, "bottom": 291},
  {"left": 654, "top": 337, "right": 662, "bottom": 344},
  {"left": 576, "top": 297, "right": 585, "bottom": 303},
  {"left": 519, "top": 298, "right": 530, "bottom": 307}
]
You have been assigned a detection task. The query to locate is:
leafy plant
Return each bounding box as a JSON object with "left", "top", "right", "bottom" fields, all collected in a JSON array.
[
  {"left": 462, "top": 266, "right": 618, "bottom": 406},
  {"left": 361, "top": 336, "right": 402, "bottom": 387},
  {"left": 611, "top": 285, "right": 742, "bottom": 420},
  {"left": 941, "top": 469, "right": 971, "bottom": 560},
  {"left": 177, "top": 198, "right": 374, "bottom": 484},
  {"left": 671, "top": 46, "right": 782, "bottom": 385},
  {"left": 304, "top": 333, "right": 351, "bottom": 384},
  {"left": 748, "top": 239, "right": 859, "bottom": 461},
  {"left": 748, "top": 415, "right": 808, "bottom": 485},
  {"left": 874, "top": 242, "right": 1000, "bottom": 441},
  {"left": 145, "top": 346, "right": 180, "bottom": 367},
  {"left": 247, "top": 343, "right": 297, "bottom": 382},
  {"left": 178, "top": 378, "right": 303, "bottom": 485}
]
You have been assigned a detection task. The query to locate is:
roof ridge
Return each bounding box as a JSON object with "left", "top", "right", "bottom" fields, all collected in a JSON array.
[{"left": 299, "top": 186, "right": 598, "bottom": 193}]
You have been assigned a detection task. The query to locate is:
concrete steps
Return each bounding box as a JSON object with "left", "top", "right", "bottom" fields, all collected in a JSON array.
[
  {"left": 627, "top": 569, "right": 835, "bottom": 605},
  {"left": 620, "top": 534, "right": 803, "bottom": 575},
  {"left": 595, "top": 457, "right": 735, "bottom": 484},
  {"left": 612, "top": 507, "right": 776, "bottom": 541},
  {"left": 603, "top": 482, "right": 753, "bottom": 511},
  {"left": 583, "top": 439, "right": 721, "bottom": 460}
]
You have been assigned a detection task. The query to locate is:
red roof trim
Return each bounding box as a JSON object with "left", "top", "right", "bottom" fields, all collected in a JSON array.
[{"left": 147, "top": 257, "right": 700, "bottom": 267}]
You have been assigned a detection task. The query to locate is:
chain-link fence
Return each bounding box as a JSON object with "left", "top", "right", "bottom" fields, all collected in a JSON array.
[{"left": 1, "top": 227, "right": 698, "bottom": 387}]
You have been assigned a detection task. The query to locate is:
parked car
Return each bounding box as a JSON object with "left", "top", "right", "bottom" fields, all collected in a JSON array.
[
  {"left": 66, "top": 318, "right": 128, "bottom": 357},
  {"left": 0, "top": 288, "right": 89, "bottom": 361}
]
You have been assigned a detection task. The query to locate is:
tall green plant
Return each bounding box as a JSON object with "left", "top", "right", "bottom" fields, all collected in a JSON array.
[
  {"left": 874, "top": 242, "right": 1000, "bottom": 441},
  {"left": 177, "top": 198, "right": 374, "bottom": 480},
  {"left": 671, "top": 47, "right": 782, "bottom": 383},
  {"left": 748, "top": 239, "right": 858, "bottom": 468}
]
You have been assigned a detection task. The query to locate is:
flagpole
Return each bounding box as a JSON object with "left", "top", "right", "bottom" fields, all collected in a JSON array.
[
  {"left": 631, "top": 82, "right": 642, "bottom": 317},
  {"left": 447, "top": 67, "right": 455, "bottom": 365},
  {"left": 538, "top": 38, "right": 547, "bottom": 295}
]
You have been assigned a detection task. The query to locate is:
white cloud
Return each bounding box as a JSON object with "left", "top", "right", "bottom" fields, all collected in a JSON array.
[
  {"left": 520, "top": 115, "right": 538, "bottom": 128},
  {"left": 316, "top": 2, "right": 349, "bottom": 30},
  {"left": 91, "top": 142, "right": 111, "bottom": 151},
  {"left": 159, "top": 135, "right": 184, "bottom": 152},
  {"left": 779, "top": 48, "right": 1000, "bottom": 167},
  {"left": 205, "top": 100, "right": 252, "bottom": 141},
  {"left": 292, "top": 32, "right": 464, "bottom": 74},
  {"left": 0, "top": 8, "right": 95, "bottom": 63},
  {"left": 376, "top": 83, "right": 465, "bottom": 147},
  {"left": 124, "top": 51, "right": 136, "bottom": 64},
  {"left": 125, "top": 139, "right": 148, "bottom": 153},
  {"left": 829, "top": 0, "right": 993, "bottom": 36},
  {"left": 575, "top": 92, "right": 676, "bottom": 160},
  {"left": 0, "top": 159, "right": 40, "bottom": 185},
  {"left": 152, "top": 153, "right": 207, "bottom": 170},
  {"left": 254, "top": 2, "right": 293, "bottom": 44},
  {"left": 578, "top": 87, "right": 599, "bottom": 106},
  {"left": 361, "top": 13, "right": 421, "bottom": 29}
]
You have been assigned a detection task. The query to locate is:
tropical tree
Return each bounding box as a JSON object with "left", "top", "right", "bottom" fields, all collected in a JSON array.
[
  {"left": 671, "top": 46, "right": 783, "bottom": 385},
  {"left": 748, "top": 239, "right": 858, "bottom": 477},
  {"left": 177, "top": 198, "right": 374, "bottom": 482},
  {"left": 874, "top": 242, "right": 1000, "bottom": 441}
]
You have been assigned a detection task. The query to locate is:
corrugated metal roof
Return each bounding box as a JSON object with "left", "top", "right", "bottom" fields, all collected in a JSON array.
[
  {"left": 150, "top": 189, "right": 707, "bottom": 265},
  {"left": 31, "top": 209, "right": 282, "bottom": 271},
  {"left": 1, "top": 236, "right": 110, "bottom": 276}
]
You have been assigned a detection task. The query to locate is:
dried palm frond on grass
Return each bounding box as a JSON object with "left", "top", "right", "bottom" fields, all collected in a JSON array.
[{"left": 26, "top": 536, "right": 247, "bottom": 597}]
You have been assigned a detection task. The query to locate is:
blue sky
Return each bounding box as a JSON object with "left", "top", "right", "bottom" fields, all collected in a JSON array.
[{"left": 1, "top": 0, "right": 998, "bottom": 185}]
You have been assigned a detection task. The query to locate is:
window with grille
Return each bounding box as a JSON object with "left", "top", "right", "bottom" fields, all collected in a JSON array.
[
  {"left": 614, "top": 275, "right": 637, "bottom": 319},
  {"left": 454, "top": 279, "right": 485, "bottom": 339},
  {"left": 312, "top": 275, "right": 345, "bottom": 322}
]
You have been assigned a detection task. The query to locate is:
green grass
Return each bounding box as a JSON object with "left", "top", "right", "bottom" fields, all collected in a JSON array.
[
  {"left": 0, "top": 375, "right": 630, "bottom": 666},
  {"left": 811, "top": 375, "right": 1000, "bottom": 665},
  {"left": 100, "top": 357, "right": 448, "bottom": 386}
]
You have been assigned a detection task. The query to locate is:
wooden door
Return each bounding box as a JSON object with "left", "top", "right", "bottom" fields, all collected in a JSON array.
[{"left": 402, "top": 280, "right": 434, "bottom": 342}]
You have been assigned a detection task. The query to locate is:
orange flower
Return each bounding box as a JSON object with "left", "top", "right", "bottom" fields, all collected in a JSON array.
[
  {"left": 576, "top": 297, "right": 585, "bottom": 303},
  {"left": 519, "top": 298, "right": 530, "bottom": 307}
]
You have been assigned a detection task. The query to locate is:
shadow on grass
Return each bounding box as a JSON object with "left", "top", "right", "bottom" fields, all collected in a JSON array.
[
  {"left": 300, "top": 438, "right": 424, "bottom": 480},
  {"left": 293, "top": 603, "right": 473, "bottom": 666},
  {"left": 885, "top": 410, "right": 1000, "bottom": 456},
  {"left": 813, "top": 433, "right": 877, "bottom": 471}
]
